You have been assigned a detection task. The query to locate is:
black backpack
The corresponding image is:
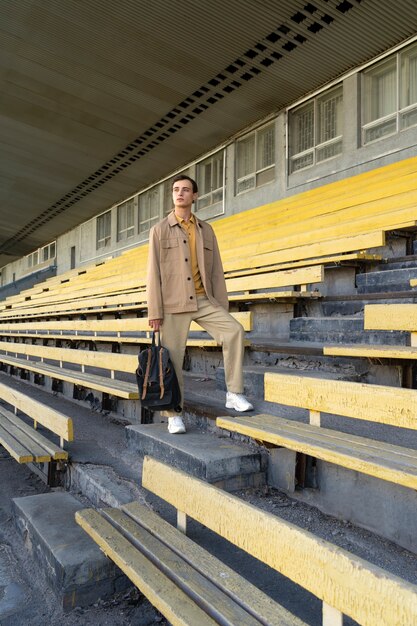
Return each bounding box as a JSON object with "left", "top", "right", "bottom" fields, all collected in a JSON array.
[{"left": 136, "top": 332, "right": 182, "bottom": 412}]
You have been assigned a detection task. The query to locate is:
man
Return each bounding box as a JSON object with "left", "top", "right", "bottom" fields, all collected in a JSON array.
[{"left": 146, "top": 174, "right": 253, "bottom": 434}]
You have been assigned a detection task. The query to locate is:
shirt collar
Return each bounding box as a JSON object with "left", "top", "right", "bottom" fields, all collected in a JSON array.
[{"left": 168, "top": 210, "right": 202, "bottom": 228}]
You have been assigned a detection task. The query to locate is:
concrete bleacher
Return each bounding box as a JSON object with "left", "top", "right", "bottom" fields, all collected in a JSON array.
[{"left": 1, "top": 156, "right": 417, "bottom": 618}]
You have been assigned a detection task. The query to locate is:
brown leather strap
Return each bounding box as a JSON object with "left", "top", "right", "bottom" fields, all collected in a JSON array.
[
  {"left": 142, "top": 348, "right": 152, "bottom": 400},
  {"left": 159, "top": 348, "right": 165, "bottom": 399}
]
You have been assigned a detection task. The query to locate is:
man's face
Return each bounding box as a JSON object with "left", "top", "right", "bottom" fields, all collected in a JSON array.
[{"left": 172, "top": 180, "right": 197, "bottom": 209}]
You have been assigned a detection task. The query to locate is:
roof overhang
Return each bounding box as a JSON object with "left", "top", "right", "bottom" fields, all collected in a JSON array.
[{"left": 1, "top": 0, "right": 417, "bottom": 267}]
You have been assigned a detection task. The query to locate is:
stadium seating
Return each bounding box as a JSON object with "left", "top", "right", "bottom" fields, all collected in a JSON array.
[
  {"left": 76, "top": 456, "right": 417, "bottom": 626},
  {"left": 0, "top": 380, "right": 72, "bottom": 483},
  {"left": 217, "top": 372, "right": 417, "bottom": 490}
]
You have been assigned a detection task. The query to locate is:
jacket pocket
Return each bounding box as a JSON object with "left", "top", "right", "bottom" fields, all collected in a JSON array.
[{"left": 161, "top": 238, "right": 179, "bottom": 263}]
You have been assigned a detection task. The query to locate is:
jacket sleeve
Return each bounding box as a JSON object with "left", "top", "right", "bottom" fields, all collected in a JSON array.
[
  {"left": 211, "top": 232, "right": 229, "bottom": 311},
  {"left": 146, "top": 226, "right": 164, "bottom": 320}
]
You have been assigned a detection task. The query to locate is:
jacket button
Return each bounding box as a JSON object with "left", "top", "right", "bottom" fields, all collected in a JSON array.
[
  {"left": 190, "top": 296, "right": 193, "bottom": 300},
  {"left": 183, "top": 240, "right": 186, "bottom": 243},
  {"left": 185, "top": 258, "right": 188, "bottom": 262},
  {"left": 187, "top": 277, "right": 191, "bottom": 281}
]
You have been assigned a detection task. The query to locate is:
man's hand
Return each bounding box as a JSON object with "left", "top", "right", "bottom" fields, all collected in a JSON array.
[{"left": 149, "top": 319, "right": 163, "bottom": 331}]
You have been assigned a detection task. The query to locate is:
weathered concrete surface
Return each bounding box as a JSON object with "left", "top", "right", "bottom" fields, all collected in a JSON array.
[
  {"left": 13, "top": 492, "right": 128, "bottom": 611},
  {"left": 0, "top": 544, "right": 28, "bottom": 625},
  {"left": 126, "top": 423, "right": 265, "bottom": 490}
]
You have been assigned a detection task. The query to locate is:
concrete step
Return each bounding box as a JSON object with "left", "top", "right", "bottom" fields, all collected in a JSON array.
[
  {"left": 356, "top": 267, "right": 417, "bottom": 293},
  {"left": 289, "top": 317, "right": 409, "bottom": 344},
  {"left": 375, "top": 254, "right": 417, "bottom": 271},
  {"left": 125, "top": 423, "right": 266, "bottom": 491},
  {"left": 373, "top": 258, "right": 417, "bottom": 271},
  {"left": 321, "top": 296, "right": 417, "bottom": 316},
  {"left": 12, "top": 491, "right": 129, "bottom": 612}
]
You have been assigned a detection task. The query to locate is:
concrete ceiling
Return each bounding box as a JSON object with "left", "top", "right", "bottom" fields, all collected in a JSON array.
[{"left": 1, "top": 0, "right": 416, "bottom": 268}]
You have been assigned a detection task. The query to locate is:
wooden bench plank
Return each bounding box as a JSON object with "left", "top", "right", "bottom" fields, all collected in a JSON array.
[
  {"left": 0, "top": 355, "right": 138, "bottom": 400},
  {"left": 323, "top": 345, "right": 417, "bottom": 359},
  {"left": 0, "top": 422, "right": 34, "bottom": 463},
  {"left": 216, "top": 414, "right": 417, "bottom": 489},
  {"left": 0, "top": 341, "right": 138, "bottom": 373},
  {"left": 121, "top": 502, "right": 303, "bottom": 626},
  {"left": 0, "top": 332, "right": 250, "bottom": 348},
  {"left": 214, "top": 158, "right": 417, "bottom": 239},
  {"left": 103, "top": 507, "right": 269, "bottom": 626},
  {"left": 224, "top": 251, "right": 382, "bottom": 278},
  {"left": 228, "top": 290, "right": 319, "bottom": 301},
  {"left": 0, "top": 311, "right": 253, "bottom": 333},
  {"left": 0, "top": 290, "right": 148, "bottom": 318},
  {"left": 221, "top": 231, "right": 385, "bottom": 272},
  {"left": 225, "top": 266, "right": 324, "bottom": 293},
  {"left": 142, "top": 457, "right": 417, "bottom": 626},
  {"left": 264, "top": 372, "right": 417, "bottom": 430},
  {"left": 0, "top": 410, "right": 53, "bottom": 462},
  {"left": 0, "top": 380, "right": 73, "bottom": 442},
  {"left": 0, "top": 408, "right": 68, "bottom": 461},
  {"left": 75, "top": 508, "right": 220, "bottom": 626},
  {"left": 364, "top": 304, "right": 417, "bottom": 331}
]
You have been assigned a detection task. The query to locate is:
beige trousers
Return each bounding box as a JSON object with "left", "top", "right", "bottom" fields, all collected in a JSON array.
[{"left": 160, "top": 295, "right": 245, "bottom": 417}]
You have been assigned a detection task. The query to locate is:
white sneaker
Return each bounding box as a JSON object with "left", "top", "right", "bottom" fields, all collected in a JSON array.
[
  {"left": 168, "top": 416, "right": 186, "bottom": 434},
  {"left": 225, "top": 392, "right": 253, "bottom": 412}
]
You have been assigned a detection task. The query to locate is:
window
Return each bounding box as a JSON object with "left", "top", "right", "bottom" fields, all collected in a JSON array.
[
  {"left": 138, "top": 186, "right": 160, "bottom": 233},
  {"left": 289, "top": 85, "right": 343, "bottom": 173},
  {"left": 26, "top": 242, "right": 56, "bottom": 269},
  {"left": 362, "top": 42, "right": 417, "bottom": 144},
  {"left": 117, "top": 198, "right": 135, "bottom": 241},
  {"left": 163, "top": 179, "right": 174, "bottom": 216},
  {"left": 196, "top": 151, "right": 224, "bottom": 210},
  {"left": 236, "top": 124, "right": 275, "bottom": 193},
  {"left": 41, "top": 242, "right": 56, "bottom": 263},
  {"left": 97, "top": 211, "right": 111, "bottom": 249}
]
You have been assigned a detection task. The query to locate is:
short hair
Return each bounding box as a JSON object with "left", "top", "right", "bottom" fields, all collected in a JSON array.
[{"left": 172, "top": 174, "right": 198, "bottom": 194}]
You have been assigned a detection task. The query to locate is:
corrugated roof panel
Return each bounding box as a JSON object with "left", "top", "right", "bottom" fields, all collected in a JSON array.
[{"left": 0, "top": 0, "right": 417, "bottom": 264}]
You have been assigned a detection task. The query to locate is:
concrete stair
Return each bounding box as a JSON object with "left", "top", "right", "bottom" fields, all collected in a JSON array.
[
  {"left": 356, "top": 266, "right": 417, "bottom": 294},
  {"left": 12, "top": 491, "right": 129, "bottom": 612},
  {"left": 369, "top": 255, "right": 417, "bottom": 271},
  {"left": 126, "top": 423, "right": 266, "bottom": 491}
]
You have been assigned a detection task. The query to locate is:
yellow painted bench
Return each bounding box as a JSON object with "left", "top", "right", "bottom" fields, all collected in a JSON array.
[
  {"left": 216, "top": 156, "right": 417, "bottom": 245},
  {"left": 0, "top": 311, "right": 253, "bottom": 348},
  {"left": 0, "top": 341, "right": 139, "bottom": 400},
  {"left": 76, "top": 458, "right": 308, "bottom": 626},
  {"left": 324, "top": 303, "right": 417, "bottom": 360},
  {"left": 0, "top": 380, "right": 73, "bottom": 483},
  {"left": 225, "top": 249, "right": 382, "bottom": 278},
  {"left": 0, "top": 290, "right": 149, "bottom": 321},
  {"left": 217, "top": 372, "right": 417, "bottom": 490},
  {"left": 221, "top": 230, "right": 386, "bottom": 272},
  {"left": 225, "top": 265, "right": 323, "bottom": 301},
  {"left": 0, "top": 264, "right": 323, "bottom": 321},
  {"left": 77, "top": 456, "right": 417, "bottom": 626}
]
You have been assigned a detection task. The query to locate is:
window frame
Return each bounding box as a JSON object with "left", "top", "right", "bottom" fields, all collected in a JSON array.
[
  {"left": 96, "top": 211, "right": 112, "bottom": 250},
  {"left": 138, "top": 185, "right": 161, "bottom": 234},
  {"left": 235, "top": 123, "right": 275, "bottom": 195},
  {"left": 361, "top": 41, "right": 417, "bottom": 145},
  {"left": 117, "top": 198, "right": 135, "bottom": 242},
  {"left": 288, "top": 84, "right": 343, "bottom": 174},
  {"left": 196, "top": 150, "right": 225, "bottom": 211}
]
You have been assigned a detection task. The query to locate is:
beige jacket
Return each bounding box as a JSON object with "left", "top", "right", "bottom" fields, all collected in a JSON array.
[{"left": 146, "top": 211, "right": 229, "bottom": 320}]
